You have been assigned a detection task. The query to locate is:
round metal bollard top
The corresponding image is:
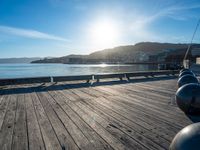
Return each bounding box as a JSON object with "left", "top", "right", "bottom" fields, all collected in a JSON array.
[
  {"left": 176, "top": 83, "right": 200, "bottom": 115},
  {"left": 177, "top": 74, "right": 199, "bottom": 88},
  {"left": 179, "top": 68, "right": 190, "bottom": 74},
  {"left": 179, "top": 70, "right": 195, "bottom": 78},
  {"left": 170, "top": 122, "right": 200, "bottom": 150}
]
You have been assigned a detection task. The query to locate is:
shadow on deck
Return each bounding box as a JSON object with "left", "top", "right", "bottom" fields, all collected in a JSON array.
[{"left": 0, "top": 75, "right": 178, "bottom": 95}]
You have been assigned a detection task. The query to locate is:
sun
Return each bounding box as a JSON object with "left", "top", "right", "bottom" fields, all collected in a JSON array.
[{"left": 89, "top": 19, "right": 119, "bottom": 49}]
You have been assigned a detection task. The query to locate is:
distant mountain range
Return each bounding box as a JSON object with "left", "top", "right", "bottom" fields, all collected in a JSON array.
[
  {"left": 2, "top": 42, "right": 199, "bottom": 64},
  {"left": 0, "top": 57, "right": 42, "bottom": 63},
  {"left": 31, "top": 42, "right": 191, "bottom": 64}
]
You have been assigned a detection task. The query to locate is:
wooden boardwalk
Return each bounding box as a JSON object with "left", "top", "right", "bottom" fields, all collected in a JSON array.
[{"left": 0, "top": 76, "right": 193, "bottom": 150}]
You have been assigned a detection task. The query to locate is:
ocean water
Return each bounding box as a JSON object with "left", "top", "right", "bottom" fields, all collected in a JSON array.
[{"left": 0, "top": 63, "right": 157, "bottom": 79}]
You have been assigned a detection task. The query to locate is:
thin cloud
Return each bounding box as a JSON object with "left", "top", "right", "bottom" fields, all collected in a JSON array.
[
  {"left": 0, "top": 25, "right": 69, "bottom": 41},
  {"left": 128, "top": 2, "right": 200, "bottom": 42},
  {"left": 133, "top": 2, "right": 200, "bottom": 26},
  {"left": 148, "top": 3, "right": 200, "bottom": 22}
]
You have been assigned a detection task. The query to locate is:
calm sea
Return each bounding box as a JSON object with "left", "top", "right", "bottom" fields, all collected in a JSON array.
[{"left": 0, "top": 63, "right": 157, "bottom": 79}]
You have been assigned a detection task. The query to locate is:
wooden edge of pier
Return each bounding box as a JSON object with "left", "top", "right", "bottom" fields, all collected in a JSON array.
[{"left": 0, "top": 70, "right": 179, "bottom": 86}]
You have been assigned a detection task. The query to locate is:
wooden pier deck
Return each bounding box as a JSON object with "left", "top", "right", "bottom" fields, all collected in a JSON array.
[{"left": 0, "top": 76, "right": 193, "bottom": 150}]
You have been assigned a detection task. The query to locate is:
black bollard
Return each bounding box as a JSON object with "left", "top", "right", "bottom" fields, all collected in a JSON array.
[
  {"left": 170, "top": 123, "right": 200, "bottom": 150},
  {"left": 179, "top": 68, "right": 190, "bottom": 74},
  {"left": 177, "top": 74, "right": 198, "bottom": 88},
  {"left": 176, "top": 83, "right": 200, "bottom": 115},
  {"left": 179, "top": 70, "right": 195, "bottom": 78}
]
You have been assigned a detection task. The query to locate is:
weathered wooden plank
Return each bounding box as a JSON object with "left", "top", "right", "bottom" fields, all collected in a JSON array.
[
  {"left": 0, "top": 94, "right": 17, "bottom": 150},
  {"left": 121, "top": 93, "right": 183, "bottom": 117},
  {"left": 25, "top": 93, "right": 45, "bottom": 150},
  {"left": 12, "top": 94, "right": 28, "bottom": 150},
  {"left": 89, "top": 87, "right": 113, "bottom": 97},
  {"left": 0, "top": 94, "right": 4, "bottom": 103},
  {"left": 109, "top": 84, "right": 189, "bottom": 124},
  {"left": 31, "top": 92, "right": 61, "bottom": 150},
  {"left": 36, "top": 91, "right": 80, "bottom": 150},
  {"left": 110, "top": 95, "right": 190, "bottom": 128},
  {"left": 136, "top": 82, "right": 176, "bottom": 94},
  {"left": 95, "top": 86, "right": 122, "bottom": 96},
  {"left": 47, "top": 90, "right": 114, "bottom": 150},
  {"left": 128, "top": 84, "right": 174, "bottom": 98},
  {"left": 80, "top": 85, "right": 189, "bottom": 125},
  {"left": 37, "top": 91, "right": 95, "bottom": 150},
  {"left": 89, "top": 96, "right": 177, "bottom": 141},
  {"left": 110, "top": 84, "right": 171, "bottom": 102},
  {"left": 78, "top": 99, "right": 166, "bottom": 150},
  {"left": 81, "top": 97, "right": 170, "bottom": 149},
  {"left": 96, "top": 84, "right": 174, "bottom": 109},
  {"left": 78, "top": 87, "right": 183, "bottom": 138},
  {"left": 144, "top": 79, "right": 178, "bottom": 90},
  {"left": 79, "top": 85, "right": 177, "bottom": 123},
  {"left": 107, "top": 94, "right": 184, "bottom": 130},
  {"left": 58, "top": 90, "right": 147, "bottom": 150},
  {"left": 94, "top": 85, "right": 168, "bottom": 106},
  {"left": 108, "top": 84, "right": 179, "bottom": 110},
  {"left": 55, "top": 90, "right": 127, "bottom": 150},
  {"left": 82, "top": 85, "right": 183, "bottom": 119},
  {"left": 92, "top": 84, "right": 180, "bottom": 118},
  {"left": 0, "top": 95, "right": 10, "bottom": 130},
  {"left": 73, "top": 101, "right": 149, "bottom": 150},
  {"left": 79, "top": 87, "right": 108, "bottom": 98}
]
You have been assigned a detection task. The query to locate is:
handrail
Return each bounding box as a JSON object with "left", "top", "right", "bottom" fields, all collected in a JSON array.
[
  {"left": 0, "top": 76, "right": 50, "bottom": 86},
  {"left": 0, "top": 70, "right": 179, "bottom": 86}
]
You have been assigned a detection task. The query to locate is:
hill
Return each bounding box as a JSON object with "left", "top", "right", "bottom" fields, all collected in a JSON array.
[
  {"left": 0, "top": 57, "right": 41, "bottom": 63},
  {"left": 31, "top": 42, "right": 190, "bottom": 64}
]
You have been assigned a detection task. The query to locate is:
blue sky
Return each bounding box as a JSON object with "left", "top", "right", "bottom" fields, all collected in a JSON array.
[{"left": 0, "top": 0, "right": 200, "bottom": 58}]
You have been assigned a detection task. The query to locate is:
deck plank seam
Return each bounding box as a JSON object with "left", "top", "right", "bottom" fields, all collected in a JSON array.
[
  {"left": 86, "top": 96, "right": 173, "bottom": 141},
  {"left": 30, "top": 92, "right": 47, "bottom": 150},
  {"left": 43, "top": 91, "right": 82, "bottom": 150},
  {"left": 65, "top": 90, "right": 150, "bottom": 150},
  {"left": 73, "top": 88, "right": 175, "bottom": 132},
  {"left": 24, "top": 93, "right": 30, "bottom": 150},
  {"left": 55, "top": 89, "right": 125, "bottom": 150},
  {"left": 116, "top": 94, "right": 187, "bottom": 121},
  {"left": 75, "top": 88, "right": 173, "bottom": 143},
  {"left": 78, "top": 99, "right": 166, "bottom": 150},
  {"left": 83, "top": 97, "right": 171, "bottom": 147},
  {"left": 0, "top": 95, "right": 10, "bottom": 131},
  {"left": 103, "top": 95, "right": 184, "bottom": 131},
  {"left": 80, "top": 84, "right": 188, "bottom": 125},
  {"left": 48, "top": 89, "right": 115, "bottom": 150},
  {"left": 10, "top": 94, "right": 18, "bottom": 150},
  {"left": 58, "top": 88, "right": 152, "bottom": 150},
  {"left": 35, "top": 91, "right": 63, "bottom": 149}
]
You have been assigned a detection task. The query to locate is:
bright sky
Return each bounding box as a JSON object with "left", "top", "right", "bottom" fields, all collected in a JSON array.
[{"left": 0, "top": 0, "right": 200, "bottom": 58}]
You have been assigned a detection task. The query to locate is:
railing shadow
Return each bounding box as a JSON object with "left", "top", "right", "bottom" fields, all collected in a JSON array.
[{"left": 0, "top": 75, "right": 178, "bottom": 95}]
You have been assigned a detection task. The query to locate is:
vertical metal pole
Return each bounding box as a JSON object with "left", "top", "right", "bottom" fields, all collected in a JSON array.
[{"left": 51, "top": 76, "right": 53, "bottom": 83}]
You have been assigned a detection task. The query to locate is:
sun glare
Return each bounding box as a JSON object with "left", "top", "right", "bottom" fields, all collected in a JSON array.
[
  {"left": 99, "top": 63, "right": 108, "bottom": 68},
  {"left": 89, "top": 19, "right": 119, "bottom": 49}
]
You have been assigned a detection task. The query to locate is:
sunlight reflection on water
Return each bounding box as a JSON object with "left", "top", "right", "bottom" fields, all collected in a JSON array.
[{"left": 0, "top": 63, "right": 157, "bottom": 79}]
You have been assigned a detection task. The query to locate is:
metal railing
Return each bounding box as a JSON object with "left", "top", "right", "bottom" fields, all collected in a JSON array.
[{"left": 0, "top": 70, "right": 179, "bottom": 86}]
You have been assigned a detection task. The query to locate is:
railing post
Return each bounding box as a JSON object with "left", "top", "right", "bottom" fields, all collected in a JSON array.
[{"left": 50, "top": 76, "right": 54, "bottom": 83}]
